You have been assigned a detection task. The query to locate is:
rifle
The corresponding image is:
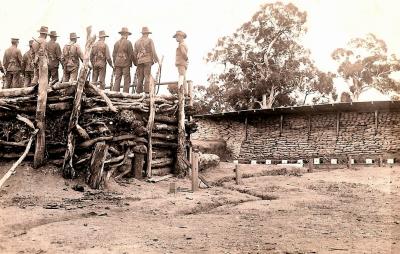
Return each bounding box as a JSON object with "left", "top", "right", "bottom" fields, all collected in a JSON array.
[
  {"left": 155, "top": 56, "right": 164, "bottom": 95},
  {"left": 110, "top": 68, "right": 115, "bottom": 91},
  {"left": 132, "top": 68, "right": 138, "bottom": 94}
]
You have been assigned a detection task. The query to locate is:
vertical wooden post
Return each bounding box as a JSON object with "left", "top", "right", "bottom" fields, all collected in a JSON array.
[
  {"left": 134, "top": 153, "right": 145, "bottom": 179},
  {"left": 62, "top": 26, "right": 96, "bottom": 178},
  {"left": 280, "top": 115, "right": 283, "bottom": 137},
  {"left": 191, "top": 151, "right": 199, "bottom": 192},
  {"left": 188, "top": 80, "right": 193, "bottom": 166},
  {"left": 175, "top": 75, "right": 186, "bottom": 176},
  {"left": 146, "top": 76, "right": 156, "bottom": 177},
  {"left": 379, "top": 155, "right": 383, "bottom": 167},
  {"left": 33, "top": 48, "right": 49, "bottom": 168},
  {"left": 235, "top": 164, "right": 242, "bottom": 185},
  {"left": 347, "top": 155, "right": 352, "bottom": 169},
  {"left": 87, "top": 142, "right": 108, "bottom": 189},
  {"left": 308, "top": 158, "right": 314, "bottom": 173}
]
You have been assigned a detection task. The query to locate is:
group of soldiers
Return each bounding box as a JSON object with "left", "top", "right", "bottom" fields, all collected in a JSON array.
[{"left": 0, "top": 26, "right": 189, "bottom": 93}]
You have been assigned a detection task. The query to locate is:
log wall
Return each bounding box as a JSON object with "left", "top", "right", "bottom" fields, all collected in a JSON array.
[{"left": 193, "top": 110, "right": 400, "bottom": 161}]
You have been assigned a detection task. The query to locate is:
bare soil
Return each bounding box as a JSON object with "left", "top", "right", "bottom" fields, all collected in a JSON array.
[{"left": 0, "top": 162, "right": 399, "bottom": 253}]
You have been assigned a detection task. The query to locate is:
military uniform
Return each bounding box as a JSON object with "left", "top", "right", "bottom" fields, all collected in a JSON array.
[
  {"left": 22, "top": 40, "right": 35, "bottom": 87},
  {"left": 174, "top": 31, "right": 188, "bottom": 76},
  {"left": 32, "top": 26, "right": 49, "bottom": 85},
  {"left": 112, "top": 27, "right": 134, "bottom": 93},
  {"left": 47, "top": 31, "right": 62, "bottom": 82},
  {"left": 61, "top": 33, "right": 83, "bottom": 82},
  {"left": 90, "top": 31, "right": 113, "bottom": 90},
  {"left": 3, "top": 38, "right": 23, "bottom": 88},
  {"left": 134, "top": 27, "right": 159, "bottom": 93}
]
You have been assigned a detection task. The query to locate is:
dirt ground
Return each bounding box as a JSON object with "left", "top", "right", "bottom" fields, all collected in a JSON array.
[{"left": 0, "top": 162, "right": 399, "bottom": 254}]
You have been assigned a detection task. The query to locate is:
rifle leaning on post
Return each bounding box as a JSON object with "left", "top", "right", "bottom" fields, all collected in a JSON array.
[
  {"left": 109, "top": 68, "right": 115, "bottom": 91},
  {"left": 155, "top": 55, "right": 164, "bottom": 95}
]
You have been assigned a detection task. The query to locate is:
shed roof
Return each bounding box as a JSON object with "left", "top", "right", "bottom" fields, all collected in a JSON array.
[{"left": 194, "top": 101, "right": 400, "bottom": 119}]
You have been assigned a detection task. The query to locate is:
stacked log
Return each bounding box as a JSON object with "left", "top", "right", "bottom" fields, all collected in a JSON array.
[{"left": 0, "top": 82, "right": 179, "bottom": 184}]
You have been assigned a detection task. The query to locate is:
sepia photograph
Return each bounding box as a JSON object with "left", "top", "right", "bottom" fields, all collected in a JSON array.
[{"left": 0, "top": 0, "right": 399, "bottom": 253}]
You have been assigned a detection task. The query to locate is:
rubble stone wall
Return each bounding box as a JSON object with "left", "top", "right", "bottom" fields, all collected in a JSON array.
[{"left": 194, "top": 111, "right": 400, "bottom": 161}]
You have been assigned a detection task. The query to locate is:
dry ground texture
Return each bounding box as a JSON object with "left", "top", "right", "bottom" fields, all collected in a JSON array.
[{"left": 0, "top": 162, "right": 399, "bottom": 254}]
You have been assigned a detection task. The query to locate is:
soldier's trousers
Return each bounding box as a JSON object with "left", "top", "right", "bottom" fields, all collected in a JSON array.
[
  {"left": 62, "top": 67, "right": 79, "bottom": 82},
  {"left": 48, "top": 67, "right": 59, "bottom": 82},
  {"left": 5, "top": 71, "right": 21, "bottom": 88},
  {"left": 92, "top": 66, "right": 106, "bottom": 90},
  {"left": 114, "top": 66, "right": 130, "bottom": 93},
  {"left": 24, "top": 71, "right": 34, "bottom": 87},
  {"left": 136, "top": 63, "right": 152, "bottom": 94}
]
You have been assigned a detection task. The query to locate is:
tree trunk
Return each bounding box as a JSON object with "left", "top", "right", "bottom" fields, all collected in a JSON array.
[
  {"left": 262, "top": 94, "right": 267, "bottom": 109},
  {"left": 33, "top": 52, "right": 48, "bottom": 168},
  {"left": 62, "top": 26, "right": 96, "bottom": 179},
  {"left": 87, "top": 142, "right": 108, "bottom": 189},
  {"left": 174, "top": 75, "right": 187, "bottom": 176},
  {"left": 146, "top": 76, "right": 156, "bottom": 177}
]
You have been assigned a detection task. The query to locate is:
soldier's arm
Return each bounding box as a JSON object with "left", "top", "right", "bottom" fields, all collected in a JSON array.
[
  {"left": 129, "top": 41, "right": 137, "bottom": 66},
  {"left": 56, "top": 44, "right": 62, "bottom": 61},
  {"left": 106, "top": 45, "right": 113, "bottom": 68},
  {"left": 0, "top": 60, "right": 3, "bottom": 73},
  {"left": 112, "top": 42, "right": 118, "bottom": 64},
  {"left": 18, "top": 50, "right": 23, "bottom": 68},
  {"left": 21, "top": 53, "right": 27, "bottom": 72},
  {"left": 90, "top": 46, "right": 95, "bottom": 65},
  {"left": 179, "top": 43, "right": 188, "bottom": 60},
  {"left": 132, "top": 42, "right": 138, "bottom": 66},
  {"left": 3, "top": 51, "right": 8, "bottom": 70},
  {"left": 150, "top": 40, "right": 159, "bottom": 64}
]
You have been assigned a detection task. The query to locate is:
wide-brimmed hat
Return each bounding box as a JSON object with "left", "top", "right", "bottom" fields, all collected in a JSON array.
[
  {"left": 37, "top": 26, "right": 49, "bottom": 34},
  {"left": 119, "top": 27, "right": 131, "bottom": 35},
  {"left": 99, "top": 30, "right": 109, "bottom": 38},
  {"left": 173, "top": 30, "right": 187, "bottom": 39},
  {"left": 49, "top": 31, "right": 59, "bottom": 37},
  {"left": 11, "top": 38, "right": 19, "bottom": 43},
  {"left": 70, "top": 32, "right": 79, "bottom": 39},
  {"left": 141, "top": 27, "right": 152, "bottom": 34}
]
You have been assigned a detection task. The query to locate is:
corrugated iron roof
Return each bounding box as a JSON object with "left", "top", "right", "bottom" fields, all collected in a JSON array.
[{"left": 194, "top": 101, "right": 400, "bottom": 119}]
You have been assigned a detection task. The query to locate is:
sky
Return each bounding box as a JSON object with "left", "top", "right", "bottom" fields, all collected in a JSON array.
[{"left": 0, "top": 0, "right": 399, "bottom": 100}]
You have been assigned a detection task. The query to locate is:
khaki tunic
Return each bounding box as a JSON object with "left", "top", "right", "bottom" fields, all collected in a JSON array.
[
  {"left": 112, "top": 38, "right": 134, "bottom": 67},
  {"left": 22, "top": 49, "right": 35, "bottom": 72},
  {"left": 3, "top": 46, "right": 23, "bottom": 72},
  {"left": 91, "top": 40, "right": 113, "bottom": 68},
  {"left": 134, "top": 37, "right": 159, "bottom": 65},
  {"left": 47, "top": 40, "right": 62, "bottom": 69}
]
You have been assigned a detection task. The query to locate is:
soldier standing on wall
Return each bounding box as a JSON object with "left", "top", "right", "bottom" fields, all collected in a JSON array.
[
  {"left": 3, "top": 38, "right": 23, "bottom": 88},
  {"left": 32, "top": 26, "right": 49, "bottom": 85},
  {"left": 91, "top": 30, "right": 113, "bottom": 90},
  {"left": 47, "top": 31, "right": 62, "bottom": 82},
  {"left": 134, "top": 27, "right": 159, "bottom": 94},
  {"left": 112, "top": 27, "right": 134, "bottom": 93},
  {"left": 61, "top": 33, "right": 83, "bottom": 82},
  {"left": 22, "top": 40, "right": 35, "bottom": 87},
  {"left": 173, "top": 30, "right": 188, "bottom": 94}
]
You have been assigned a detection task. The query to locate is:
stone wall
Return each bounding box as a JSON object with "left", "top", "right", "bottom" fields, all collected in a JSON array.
[
  {"left": 192, "top": 119, "right": 246, "bottom": 159},
  {"left": 193, "top": 110, "right": 400, "bottom": 161}
]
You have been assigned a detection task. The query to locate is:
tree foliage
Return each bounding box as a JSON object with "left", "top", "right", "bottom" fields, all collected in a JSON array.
[
  {"left": 332, "top": 33, "right": 400, "bottom": 101},
  {"left": 201, "top": 2, "right": 336, "bottom": 113}
]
